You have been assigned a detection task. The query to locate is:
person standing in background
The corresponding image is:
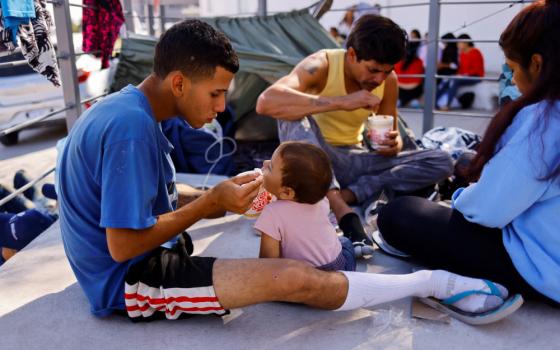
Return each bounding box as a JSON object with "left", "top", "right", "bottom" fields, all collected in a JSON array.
[{"left": 436, "top": 33, "right": 484, "bottom": 110}]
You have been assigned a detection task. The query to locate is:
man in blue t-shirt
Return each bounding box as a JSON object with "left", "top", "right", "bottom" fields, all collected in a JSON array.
[{"left": 58, "top": 19, "right": 519, "bottom": 323}]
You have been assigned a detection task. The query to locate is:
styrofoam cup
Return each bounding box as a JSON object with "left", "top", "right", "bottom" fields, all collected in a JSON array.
[{"left": 367, "top": 115, "right": 394, "bottom": 149}]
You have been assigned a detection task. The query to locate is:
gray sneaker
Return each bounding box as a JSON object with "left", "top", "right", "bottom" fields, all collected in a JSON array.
[{"left": 353, "top": 240, "right": 375, "bottom": 259}]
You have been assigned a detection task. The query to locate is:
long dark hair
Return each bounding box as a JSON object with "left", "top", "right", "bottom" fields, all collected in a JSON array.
[
  {"left": 466, "top": 0, "right": 560, "bottom": 181},
  {"left": 402, "top": 41, "right": 420, "bottom": 70},
  {"left": 440, "top": 33, "right": 458, "bottom": 65}
]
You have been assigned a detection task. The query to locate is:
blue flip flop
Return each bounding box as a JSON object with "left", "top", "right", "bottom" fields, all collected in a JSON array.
[{"left": 418, "top": 280, "right": 524, "bottom": 325}]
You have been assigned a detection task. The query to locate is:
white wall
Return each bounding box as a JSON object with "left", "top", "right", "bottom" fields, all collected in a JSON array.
[{"left": 199, "top": 0, "right": 529, "bottom": 74}]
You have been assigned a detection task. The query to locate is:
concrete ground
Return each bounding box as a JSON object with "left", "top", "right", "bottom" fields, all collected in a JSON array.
[{"left": 1, "top": 113, "right": 559, "bottom": 350}]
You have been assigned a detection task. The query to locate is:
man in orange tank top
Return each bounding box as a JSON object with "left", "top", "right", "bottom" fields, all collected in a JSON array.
[{"left": 257, "top": 15, "right": 453, "bottom": 248}]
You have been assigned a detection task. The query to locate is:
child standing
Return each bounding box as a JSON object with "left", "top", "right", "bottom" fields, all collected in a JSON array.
[{"left": 254, "top": 141, "right": 357, "bottom": 271}]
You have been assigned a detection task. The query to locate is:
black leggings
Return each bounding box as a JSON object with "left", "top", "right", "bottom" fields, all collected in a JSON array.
[
  {"left": 398, "top": 84, "right": 423, "bottom": 107},
  {"left": 378, "top": 196, "right": 557, "bottom": 304}
]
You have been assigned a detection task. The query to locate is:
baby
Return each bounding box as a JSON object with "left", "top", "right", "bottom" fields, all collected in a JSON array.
[{"left": 254, "top": 141, "right": 356, "bottom": 271}]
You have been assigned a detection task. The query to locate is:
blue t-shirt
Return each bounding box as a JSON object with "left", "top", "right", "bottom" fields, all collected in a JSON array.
[
  {"left": 452, "top": 101, "right": 560, "bottom": 302},
  {"left": 58, "top": 85, "right": 178, "bottom": 317}
]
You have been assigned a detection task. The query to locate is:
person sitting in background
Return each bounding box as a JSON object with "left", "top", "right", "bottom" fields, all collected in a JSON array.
[
  {"left": 394, "top": 41, "right": 424, "bottom": 107},
  {"left": 409, "top": 28, "right": 421, "bottom": 56},
  {"left": 329, "top": 27, "right": 344, "bottom": 45},
  {"left": 437, "top": 32, "right": 459, "bottom": 77},
  {"left": 418, "top": 31, "right": 444, "bottom": 68},
  {"left": 336, "top": 9, "right": 354, "bottom": 40},
  {"left": 436, "top": 34, "right": 484, "bottom": 110}
]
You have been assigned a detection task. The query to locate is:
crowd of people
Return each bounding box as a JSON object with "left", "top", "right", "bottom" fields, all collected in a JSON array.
[
  {"left": 329, "top": 5, "right": 486, "bottom": 110},
  {"left": 49, "top": 0, "right": 559, "bottom": 327},
  {"left": 2, "top": 0, "right": 557, "bottom": 332}
]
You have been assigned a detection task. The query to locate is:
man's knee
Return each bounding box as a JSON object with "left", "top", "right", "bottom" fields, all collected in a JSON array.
[
  {"left": 424, "top": 149, "right": 454, "bottom": 178},
  {"left": 272, "top": 259, "right": 321, "bottom": 295},
  {"left": 276, "top": 260, "right": 346, "bottom": 308}
]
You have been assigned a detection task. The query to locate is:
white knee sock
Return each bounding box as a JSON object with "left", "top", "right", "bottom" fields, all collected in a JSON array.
[{"left": 336, "top": 270, "right": 507, "bottom": 313}]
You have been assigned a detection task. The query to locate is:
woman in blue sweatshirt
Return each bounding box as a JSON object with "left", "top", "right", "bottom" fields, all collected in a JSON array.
[{"left": 378, "top": 0, "right": 560, "bottom": 305}]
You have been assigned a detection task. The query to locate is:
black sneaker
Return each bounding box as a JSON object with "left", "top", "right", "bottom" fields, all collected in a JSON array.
[{"left": 13, "top": 170, "right": 36, "bottom": 201}]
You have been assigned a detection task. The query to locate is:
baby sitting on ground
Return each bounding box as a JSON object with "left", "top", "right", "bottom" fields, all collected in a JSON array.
[{"left": 254, "top": 141, "right": 356, "bottom": 271}]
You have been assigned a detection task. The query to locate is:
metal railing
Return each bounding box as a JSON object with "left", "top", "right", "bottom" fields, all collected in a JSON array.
[
  {"left": 0, "top": 50, "right": 105, "bottom": 70},
  {"left": 0, "top": 93, "right": 107, "bottom": 138}
]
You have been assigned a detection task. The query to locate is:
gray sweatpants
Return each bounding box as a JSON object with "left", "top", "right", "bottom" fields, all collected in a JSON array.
[{"left": 278, "top": 116, "right": 454, "bottom": 204}]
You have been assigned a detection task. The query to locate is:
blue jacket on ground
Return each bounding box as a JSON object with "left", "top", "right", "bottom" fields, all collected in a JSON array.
[
  {"left": 161, "top": 107, "right": 235, "bottom": 176},
  {"left": 452, "top": 101, "right": 560, "bottom": 302}
]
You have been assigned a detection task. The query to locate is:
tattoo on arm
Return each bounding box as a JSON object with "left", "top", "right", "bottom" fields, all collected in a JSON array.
[{"left": 312, "top": 98, "right": 330, "bottom": 107}]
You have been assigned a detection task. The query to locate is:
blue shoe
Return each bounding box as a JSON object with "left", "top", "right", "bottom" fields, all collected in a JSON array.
[
  {"left": 13, "top": 170, "right": 36, "bottom": 201},
  {"left": 418, "top": 280, "right": 524, "bottom": 325},
  {"left": 41, "top": 183, "right": 58, "bottom": 200}
]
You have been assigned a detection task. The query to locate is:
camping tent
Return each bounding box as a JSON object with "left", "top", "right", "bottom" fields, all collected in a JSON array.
[{"left": 110, "top": 9, "right": 339, "bottom": 141}]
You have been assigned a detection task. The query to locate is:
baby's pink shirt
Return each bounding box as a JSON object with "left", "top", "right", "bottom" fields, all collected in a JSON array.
[{"left": 254, "top": 198, "right": 342, "bottom": 267}]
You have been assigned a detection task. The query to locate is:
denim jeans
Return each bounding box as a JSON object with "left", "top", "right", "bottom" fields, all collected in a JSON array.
[
  {"left": 436, "top": 78, "right": 481, "bottom": 107},
  {"left": 278, "top": 117, "right": 453, "bottom": 204}
]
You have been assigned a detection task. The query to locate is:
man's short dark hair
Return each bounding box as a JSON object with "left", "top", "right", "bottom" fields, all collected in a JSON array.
[
  {"left": 346, "top": 14, "right": 407, "bottom": 64},
  {"left": 278, "top": 142, "right": 333, "bottom": 205},
  {"left": 153, "top": 19, "right": 239, "bottom": 80}
]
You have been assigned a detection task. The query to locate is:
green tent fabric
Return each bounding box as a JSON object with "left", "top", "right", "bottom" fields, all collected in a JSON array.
[{"left": 110, "top": 9, "right": 339, "bottom": 140}]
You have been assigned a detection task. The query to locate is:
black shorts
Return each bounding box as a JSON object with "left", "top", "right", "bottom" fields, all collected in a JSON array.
[{"left": 124, "top": 232, "right": 228, "bottom": 321}]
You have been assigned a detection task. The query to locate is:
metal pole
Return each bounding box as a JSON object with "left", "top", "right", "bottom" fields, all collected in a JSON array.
[
  {"left": 422, "top": 0, "right": 441, "bottom": 134},
  {"left": 0, "top": 106, "right": 70, "bottom": 137},
  {"left": 122, "top": 0, "right": 135, "bottom": 34},
  {"left": 52, "top": 0, "right": 81, "bottom": 131},
  {"left": 0, "top": 59, "right": 29, "bottom": 68},
  {"left": 147, "top": 4, "right": 155, "bottom": 36},
  {"left": 258, "top": 0, "right": 267, "bottom": 16},
  {"left": 439, "top": 1, "right": 533, "bottom": 5},
  {"left": 160, "top": 5, "right": 166, "bottom": 35}
]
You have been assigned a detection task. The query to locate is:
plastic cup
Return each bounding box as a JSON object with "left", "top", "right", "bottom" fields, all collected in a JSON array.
[{"left": 367, "top": 115, "right": 394, "bottom": 149}]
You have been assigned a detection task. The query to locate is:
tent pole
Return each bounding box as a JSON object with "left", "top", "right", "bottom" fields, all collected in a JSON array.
[{"left": 258, "top": 0, "right": 267, "bottom": 16}]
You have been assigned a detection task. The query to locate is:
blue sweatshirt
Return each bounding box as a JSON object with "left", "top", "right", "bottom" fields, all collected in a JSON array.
[{"left": 452, "top": 101, "right": 560, "bottom": 302}]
